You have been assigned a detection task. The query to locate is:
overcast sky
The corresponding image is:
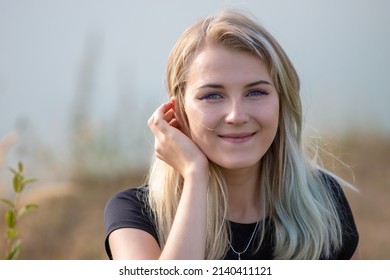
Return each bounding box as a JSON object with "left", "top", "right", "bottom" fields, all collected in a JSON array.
[{"left": 1, "top": 0, "right": 389, "bottom": 157}]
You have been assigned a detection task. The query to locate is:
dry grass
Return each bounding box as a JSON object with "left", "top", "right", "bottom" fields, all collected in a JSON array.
[
  {"left": 0, "top": 173, "right": 146, "bottom": 260},
  {"left": 0, "top": 134, "right": 389, "bottom": 259},
  {"left": 325, "top": 135, "right": 390, "bottom": 259}
]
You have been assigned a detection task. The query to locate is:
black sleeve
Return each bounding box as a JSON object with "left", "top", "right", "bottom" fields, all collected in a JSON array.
[
  {"left": 103, "top": 185, "right": 158, "bottom": 259},
  {"left": 322, "top": 174, "right": 359, "bottom": 259}
]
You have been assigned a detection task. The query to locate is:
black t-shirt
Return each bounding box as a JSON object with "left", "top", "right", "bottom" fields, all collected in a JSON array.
[{"left": 104, "top": 176, "right": 359, "bottom": 260}]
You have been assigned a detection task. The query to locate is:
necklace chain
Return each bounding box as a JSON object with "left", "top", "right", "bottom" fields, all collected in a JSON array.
[{"left": 228, "top": 221, "right": 259, "bottom": 260}]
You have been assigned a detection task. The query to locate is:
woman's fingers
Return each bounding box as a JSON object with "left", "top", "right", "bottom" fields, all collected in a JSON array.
[
  {"left": 164, "top": 107, "right": 180, "bottom": 128},
  {"left": 148, "top": 101, "right": 181, "bottom": 134},
  {"left": 148, "top": 101, "right": 208, "bottom": 177},
  {"left": 148, "top": 102, "right": 171, "bottom": 135},
  {"left": 148, "top": 102, "right": 182, "bottom": 159}
]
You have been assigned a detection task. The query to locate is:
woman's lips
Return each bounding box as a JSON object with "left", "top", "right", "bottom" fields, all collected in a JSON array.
[{"left": 219, "top": 132, "right": 256, "bottom": 143}]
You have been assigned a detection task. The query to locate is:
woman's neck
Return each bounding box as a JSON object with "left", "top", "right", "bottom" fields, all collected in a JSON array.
[{"left": 220, "top": 165, "right": 262, "bottom": 223}]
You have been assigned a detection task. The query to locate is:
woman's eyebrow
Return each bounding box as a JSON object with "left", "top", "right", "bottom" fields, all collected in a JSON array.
[
  {"left": 198, "top": 83, "right": 224, "bottom": 89},
  {"left": 198, "top": 80, "right": 273, "bottom": 89},
  {"left": 245, "top": 80, "right": 273, "bottom": 88}
]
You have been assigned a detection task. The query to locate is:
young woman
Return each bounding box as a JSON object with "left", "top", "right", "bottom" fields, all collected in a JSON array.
[{"left": 104, "top": 9, "right": 359, "bottom": 260}]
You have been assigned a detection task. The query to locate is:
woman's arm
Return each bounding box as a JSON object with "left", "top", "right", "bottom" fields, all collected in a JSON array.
[
  {"left": 159, "top": 166, "right": 209, "bottom": 259},
  {"left": 109, "top": 228, "right": 161, "bottom": 259},
  {"left": 109, "top": 100, "right": 210, "bottom": 259}
]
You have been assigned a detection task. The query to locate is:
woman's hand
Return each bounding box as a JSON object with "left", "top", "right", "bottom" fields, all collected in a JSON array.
[
  {"left": 148, "top": 99, "right": 208, "bottom": 179},
  {"left": 148, "top": 100, "right": 209, "bottom": 259}
]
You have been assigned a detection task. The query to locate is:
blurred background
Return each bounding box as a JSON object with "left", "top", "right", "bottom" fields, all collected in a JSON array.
[{"left": 0, "top": 0, "right": 389, "bottom": 259}]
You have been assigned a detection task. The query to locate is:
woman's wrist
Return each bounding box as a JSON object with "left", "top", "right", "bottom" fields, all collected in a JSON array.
[{"left": 182, "top": 159, "right": 209, "bottom": 185}]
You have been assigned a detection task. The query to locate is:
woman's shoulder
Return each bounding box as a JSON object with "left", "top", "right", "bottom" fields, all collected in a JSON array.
[
  {"left": 317, "top": 170, "right": 345, "bottom": 198},
  {"left": 104, "top": 185, "right": 158, "bottom": 259},
  {"left": 317, "top": 170, "right": 359, "bottom": 259},
  {"left": 107, "top": 185, "right": 149, "bottom": 205},
  {"left": 104, "top": 185, "right": 152, "bottom": 232}
]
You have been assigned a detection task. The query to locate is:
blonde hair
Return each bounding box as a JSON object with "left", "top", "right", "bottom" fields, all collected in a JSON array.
[{"left": 147, "top": 9, "right": 343, "bottom": 259}]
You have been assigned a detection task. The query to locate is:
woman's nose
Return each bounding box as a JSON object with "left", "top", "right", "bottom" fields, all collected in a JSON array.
[{"left": 224, "top": 100, "right": 249, "bottom": 125}]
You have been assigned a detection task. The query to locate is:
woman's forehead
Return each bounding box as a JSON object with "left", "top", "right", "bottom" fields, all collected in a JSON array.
[{"left": 186, "top": 46, "right": 272, "bottom": 87}]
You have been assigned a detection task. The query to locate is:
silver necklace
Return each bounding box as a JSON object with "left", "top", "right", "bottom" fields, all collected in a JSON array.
[{"left": 228, "top": 221, "right": 259, "bottom": 260}]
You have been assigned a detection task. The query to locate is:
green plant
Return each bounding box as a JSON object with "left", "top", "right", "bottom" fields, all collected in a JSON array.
[{"left": 0, "top": 161, "right": 37, "bottom": 259}]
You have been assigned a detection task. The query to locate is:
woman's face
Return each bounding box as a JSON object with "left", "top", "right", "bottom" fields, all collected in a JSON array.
[{"left": 183, "top": 45, "right": 279, "bottom": 171}]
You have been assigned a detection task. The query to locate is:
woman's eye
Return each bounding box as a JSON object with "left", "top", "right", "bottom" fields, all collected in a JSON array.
[
  {"left": 199, "top": 93, "right": 223, "bottom": 100},
  {"left": 246, "top": 89, "right": 269, "bottom": 97}
]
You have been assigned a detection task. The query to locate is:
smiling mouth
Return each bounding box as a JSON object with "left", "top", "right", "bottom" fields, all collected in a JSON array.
[{"left": 219, "top": 132, "right": 256, "bottom": 143}]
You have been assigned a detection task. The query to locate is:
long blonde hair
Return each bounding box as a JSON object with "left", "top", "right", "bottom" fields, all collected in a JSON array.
[{"left": 147, "top": 9, "right": 343, "bottom": 259}]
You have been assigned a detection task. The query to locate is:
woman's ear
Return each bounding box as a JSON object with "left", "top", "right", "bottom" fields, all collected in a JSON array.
[
  {"left": 169, "top": 96, "right": 183, "bottom": 130},
  {"left": 170, "top": 96, "right": 177, "bottom": 112},
  {"left": 170, "top": 96, "right": 176, "bottom": 112}
]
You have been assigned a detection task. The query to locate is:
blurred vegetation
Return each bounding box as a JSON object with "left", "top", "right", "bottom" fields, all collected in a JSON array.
[
  {"left": 325, "top": 134, "right": 390, "bottom": 259},
  {"left": 67, "top": 34, "right": 152, "bottom": 184},
  {"left": 1, "top": 161, "right": 37, "bottom": 259}
]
